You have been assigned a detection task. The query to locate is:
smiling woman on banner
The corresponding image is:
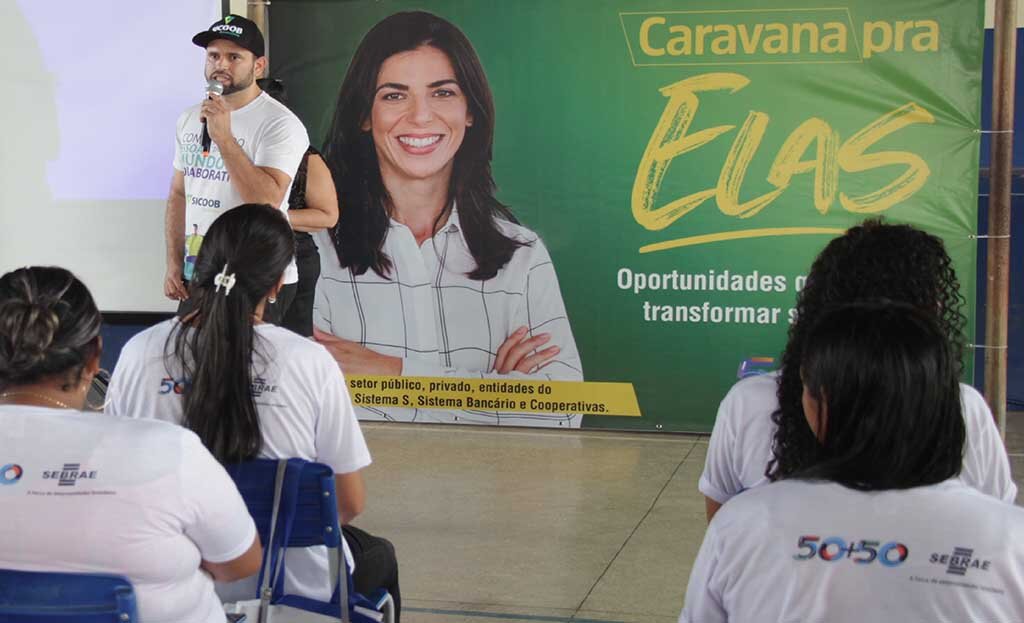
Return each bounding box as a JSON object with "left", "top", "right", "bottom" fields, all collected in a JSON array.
[{"left": 315, "top": 10, "right": 583, "bottom": 427}]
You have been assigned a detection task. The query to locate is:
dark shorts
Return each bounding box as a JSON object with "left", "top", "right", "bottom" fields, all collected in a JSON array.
[{"left": 281, "top": 234, "right": 320, "bottom": 337}]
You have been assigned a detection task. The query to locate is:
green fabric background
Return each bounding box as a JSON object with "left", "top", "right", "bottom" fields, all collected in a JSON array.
[{"left": 270, "top": 0, "right": 983, "bottom": 431}]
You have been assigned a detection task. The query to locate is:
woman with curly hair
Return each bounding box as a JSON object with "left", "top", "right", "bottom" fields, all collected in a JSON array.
[
  {"left": 699, "top": 219, "right": 1014, "bottom": 521},
  {"left": 682, "top": 303, "right": 1024, "bottom": 623}
]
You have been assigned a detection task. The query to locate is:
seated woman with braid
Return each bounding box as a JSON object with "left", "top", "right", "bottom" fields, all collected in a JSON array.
[
  {"left": 0, "top": 266, "right": 260, "bottom": 623},
  {"left": 682, "top": 303, "right": 1024, "bottom": 623},
  {"left": 106, "top": 204, "right": 400, "bottom": 619}
]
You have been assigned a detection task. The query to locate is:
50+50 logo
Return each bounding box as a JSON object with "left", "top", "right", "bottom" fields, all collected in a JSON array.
[{"left": 794, "top": 536, "right": 908, "bottom": 567}]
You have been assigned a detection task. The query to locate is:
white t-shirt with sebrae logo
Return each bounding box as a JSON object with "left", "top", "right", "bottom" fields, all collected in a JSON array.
[
  {"left": 0, "top": 406, "right": 257, "bottom": 623},
  {"left": 105, "top": 318, "right": 371, "bottom": 603},
  {"left": 174, "top": 90, "right": 309, "bottom": 283},
  {"left": 681, "top": 478, "right": 1024, "bottom": 623},
  {"left": 699, "top": 372, "right": 1018, "bottom": 504}
]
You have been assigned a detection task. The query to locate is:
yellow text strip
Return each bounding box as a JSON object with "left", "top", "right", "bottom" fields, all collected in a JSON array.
[{"left": 347, "top": 376, "right": 641, "bottom": 417}]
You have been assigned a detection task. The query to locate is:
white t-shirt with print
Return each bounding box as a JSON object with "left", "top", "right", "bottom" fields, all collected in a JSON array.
[
  {"left": 174, "top": 91, "right": 308, "bottom": 283},
  {"left": 313, "top": 208, "right": 584, "bottom": 427},
  {"left": 0, "top": 406, "right": 256, "bottom": 623},
  {"left": 699, "top": 373, "right": 1017, "bottom": 503},
  {"left": 106, "top": 319, "right": 372, "bottom": 602},
  {"left": 682, "top": 478, "right": 1024, "bottom": 623}
]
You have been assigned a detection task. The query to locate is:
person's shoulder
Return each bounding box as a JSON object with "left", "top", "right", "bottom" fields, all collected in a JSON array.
[
  {"left": 712, "top": 479, "right": 811, "bottom": 531},
  {"left": 490, "top": 219, "right": 558, "bottom": 272},
  {"left": 176, "top": 103, "right": 202, "bottom": 127},
  {"left": 89, "top": 410, "right": 196, "bottom": 446},
  {"left": 256, "top": 92, "right": 305, "bottom": 127},
  {"left": 121, "top": 318, "right": 177, "bottom": 356},
  {"left": 923, "top": 480, "right": 1024, "bottom": 523},
  {"left": 726, "top": 372, "right": 779, "bottom": 402},
  {"left": 717, "top": 372, "right": 780, "bottom": 426},
  {"left": 493, "top": 218, "right": 542, "bottom": 246},
  {"left": 958, "top": 382, "right": 990, "bottom": 418},
  {"left": 257, "top": 325, "right": 333, "bottom": 364}
]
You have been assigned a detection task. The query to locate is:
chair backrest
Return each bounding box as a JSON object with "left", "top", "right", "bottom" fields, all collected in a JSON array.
[
  {"left": 225, "top": 459, "right": 347, "bottom": 601},
  {"left": 0, "top": 569, "right": 137, "bottom": 623},
  {"left": 226, "top": 458, "right": 341, "bottom": 549},
  {"left": 226, "top": 459, "right": 390, "bottom": 623}
]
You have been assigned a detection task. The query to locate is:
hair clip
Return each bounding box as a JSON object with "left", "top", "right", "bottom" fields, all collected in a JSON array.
[{"left": 213, "top": 264, "right": 237, "bottom": 296}]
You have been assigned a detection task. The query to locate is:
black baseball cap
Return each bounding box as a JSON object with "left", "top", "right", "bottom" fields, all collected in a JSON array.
[{"left": 192, "top": 14, "right": 265, "bottom": 57}]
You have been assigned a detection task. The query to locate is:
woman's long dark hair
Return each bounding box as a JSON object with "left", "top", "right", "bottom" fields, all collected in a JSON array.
[
  {"left": 172, "top": 205, "right": 294, "bottom": 463},
  {"left": 0, "top": 267, "right": 101, "bottom": 392},
  {"left": 768, "top": 219, "right": 967, "bottom": 480},
  {"left": 795, "top": 303, "right": 964, "bottom": 489},
  {"left": 322, "top": 10, "right": 525, "bottom": 280}
]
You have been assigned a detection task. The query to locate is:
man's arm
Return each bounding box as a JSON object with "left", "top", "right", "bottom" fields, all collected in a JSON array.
[
  {"left": 705, "top": 497, "right": 723, "bottom": 523},
  {"left": 334, "top": 471, "right": 366, "bottom": 526},
  {"left": 203, "top": 93, "right": 292, "bottom": 207},
  {"left": 218, "top": 136, "right": 292, "bottom": 207},
  {"left": 164, "top": 170, "right": 188, "bottom": 301}
]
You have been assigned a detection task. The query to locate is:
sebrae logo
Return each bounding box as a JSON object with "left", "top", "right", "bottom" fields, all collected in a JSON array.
[
  {"left": 251, "top": 376, "right": 278, "bottom": 399},
  {"left": 930, "top": 547, "right": 992, "bottom": 576},
  {"left": 0, "top": 463, "right": 23, "bottom": 485},
  {"left": 42, "top": 463, "right": 97, "bottom": 487}
]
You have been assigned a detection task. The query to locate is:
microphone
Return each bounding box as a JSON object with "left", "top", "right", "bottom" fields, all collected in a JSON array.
[{"left": 201, "top": 78, "right": 225, "bottom": 157}]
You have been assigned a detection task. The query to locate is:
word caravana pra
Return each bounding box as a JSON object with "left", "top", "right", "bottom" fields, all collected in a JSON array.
[{"left": 637, "top": 16, "right": 939, "bottom": 60}]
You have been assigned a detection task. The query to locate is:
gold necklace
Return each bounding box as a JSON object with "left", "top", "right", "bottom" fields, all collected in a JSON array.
[{"left": 0, "top": 391, "right": 72, "bottom": 410}]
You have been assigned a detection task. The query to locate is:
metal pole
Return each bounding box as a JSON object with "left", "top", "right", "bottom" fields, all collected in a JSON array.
[
  {"left": 248, "top": 0, "right": 271, "bottom": 68},
  {"left": 984, "top": 0, "right": 1016, "bottom": 437}
]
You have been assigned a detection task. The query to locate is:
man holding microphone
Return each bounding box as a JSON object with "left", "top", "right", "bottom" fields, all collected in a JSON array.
[{"left": 165, "top": 14, "right": 308, "bottom": 322}]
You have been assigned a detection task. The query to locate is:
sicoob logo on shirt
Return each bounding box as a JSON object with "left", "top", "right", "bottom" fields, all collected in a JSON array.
[
  {"left": 0, "top": 463, "right": 23, "bottom": 485},
  {"left": 42, "top": 463, "right": 97, "bottom": 487},
  {"left": 794, "top": 535, "right": 909, "bottom": 567},
  {"left": 930, "top": 547, "right": 992, "bottom": 575}
]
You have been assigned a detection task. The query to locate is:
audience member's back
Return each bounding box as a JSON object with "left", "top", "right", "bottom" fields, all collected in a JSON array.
[
  {"left": 700, "top": 220, "right": 1016, "bottom": 524},
  {"left": 1, "top": 408, "right": 256, "bottom": 621},
  {"left": 682, "top": 304, "right": 1024, "bottom": 622},
  {"left": 0, "top": 266, "right": 259, "bottom": 623},
  {"left": 105, "top": 204, "right": 384, "bottom": 607}
]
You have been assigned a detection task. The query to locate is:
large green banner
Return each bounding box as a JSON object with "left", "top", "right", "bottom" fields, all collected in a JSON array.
[{"left": 272, "top": 0, "right": 982, "bottom": 431}]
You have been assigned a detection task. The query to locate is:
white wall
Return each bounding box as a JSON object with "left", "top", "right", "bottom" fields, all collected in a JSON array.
[{"left": 0, "top": 0, "right": 220, "bottom": 312}]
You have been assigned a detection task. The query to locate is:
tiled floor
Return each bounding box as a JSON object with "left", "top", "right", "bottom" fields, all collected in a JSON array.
[{"left": 354, "top": 413, "right": 1024, "bottom": 623}]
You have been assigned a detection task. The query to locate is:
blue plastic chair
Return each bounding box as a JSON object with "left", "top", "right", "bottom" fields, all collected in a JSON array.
[
  {"left": 225, "top": 458, "right": 393, "bottom": 623},
  {"left": 0, "top": 569, "right": 137, "bottom": 622}
]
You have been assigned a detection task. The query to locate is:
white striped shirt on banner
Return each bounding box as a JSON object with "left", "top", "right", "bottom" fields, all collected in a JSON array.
[{"left": 313, "top": 208, "right": 584, "bottom": 427}]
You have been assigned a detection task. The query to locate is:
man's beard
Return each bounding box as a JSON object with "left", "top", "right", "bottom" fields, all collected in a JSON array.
[{"left": 210, "top": 69, "right": 254, "bottom": 96}]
